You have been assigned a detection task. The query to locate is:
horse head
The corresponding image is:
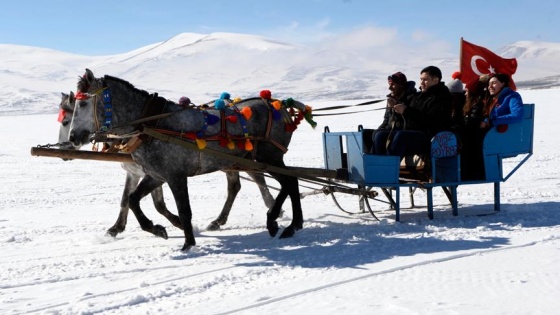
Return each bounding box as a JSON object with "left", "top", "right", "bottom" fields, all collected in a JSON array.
[
  {"left": 68, "top": 69, "right": 105, "bottom": 147},
  {"left": 57, "top": 91, "right": 80, "bottom": 156}
]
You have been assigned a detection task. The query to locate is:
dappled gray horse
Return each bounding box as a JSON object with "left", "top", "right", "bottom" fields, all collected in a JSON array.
[
  {"left": 58, "top": 91, "right": 276, "bottom": 237},
  {"left": 69, "top": 69, "right": 305, "bottom": 251}
]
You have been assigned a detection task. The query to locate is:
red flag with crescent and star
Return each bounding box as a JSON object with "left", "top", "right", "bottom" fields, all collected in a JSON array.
[{"left": 460, "top": 38, "right": 518, "bottom": 90}]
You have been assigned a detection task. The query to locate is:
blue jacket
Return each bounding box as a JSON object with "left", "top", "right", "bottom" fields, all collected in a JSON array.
[{"left": 489, "top": 87, "right": 524, "bottom": 125}]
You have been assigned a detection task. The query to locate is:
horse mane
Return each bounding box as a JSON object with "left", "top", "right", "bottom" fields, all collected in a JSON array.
[
  {"left": 103, "top": 75, "right": 151, "bottom": 98},
  {"left": 77, "top": 75, "right": 89, "bottom": 92},
  {"left": 76, "top": 73, "right": 150, "bottom": 100}
]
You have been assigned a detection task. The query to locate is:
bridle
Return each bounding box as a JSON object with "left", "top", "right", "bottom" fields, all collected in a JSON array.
[{"left": 75, "top": 87, "right": 113, "bottom": 132}]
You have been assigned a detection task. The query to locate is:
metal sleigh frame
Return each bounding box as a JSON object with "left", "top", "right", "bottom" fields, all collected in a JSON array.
[{"left": 322, "top": 104, "right": 535, "bottom": 221}]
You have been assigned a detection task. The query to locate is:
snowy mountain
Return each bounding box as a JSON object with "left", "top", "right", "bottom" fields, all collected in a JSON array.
[{"left": 1, "top": 32, "right": 560, "bottom": 115}]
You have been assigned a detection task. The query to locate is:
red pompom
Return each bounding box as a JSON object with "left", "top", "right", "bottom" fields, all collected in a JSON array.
[
  {"left": 225, "top": 115, "right": 238, "bottom": 123},
  {"left": 260, "top": 90, "right": 272, "bottom": 99},
  {"left": 497, "top": 124, "right": 509, "bottom": 133},
  {"left": 452, "top": 71, "right": 462, "bottom": 80}
]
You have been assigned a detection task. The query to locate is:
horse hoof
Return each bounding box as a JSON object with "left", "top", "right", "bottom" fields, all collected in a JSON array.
[
  {"left": 206, "top": 221, "right": 221, "bottom": 231},
  {"left": 106, "top": 227, "right": 120, "bottom": 237},
  {"left": 181, "top": 244, "right": 193, "bottom": 252},
  {"left": 279, "top": 226, "right": 296, "bottom": 239},
  {"left": 267, "top": 221, "right": 279, "bottom": 237},
  {"left": 153, "top": 225, "right": 168, "bottom": 239}
]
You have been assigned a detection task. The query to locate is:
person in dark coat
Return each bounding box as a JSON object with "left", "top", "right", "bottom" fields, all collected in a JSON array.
[
  {"left": 459, "top": 75, "right": 490, "bottom": 180},
  {"left": 366, "top": 72, "right": 416, "bottom": 153},
  {"left": 372, "top": 66, "right": 452, "bottom": 157},
  {"left": 446, "top": 71, "right": 466, "bottom": 130},
  {"left": 377, "top": 72, "right": 417, "bottom": 130}
]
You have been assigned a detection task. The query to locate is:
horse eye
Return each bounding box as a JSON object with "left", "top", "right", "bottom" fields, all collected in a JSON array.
[
  {"left": 79, "top": 100, "right": 88, "bottom": 107},
  {"left": 62, "top": 120, "right": 70, "bottom": 127}
]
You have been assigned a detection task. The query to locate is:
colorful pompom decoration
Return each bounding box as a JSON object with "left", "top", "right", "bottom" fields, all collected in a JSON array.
[
  {"left": 214, "top": 99, "right": 226, "bottom": 110},
  {"left": 227, "top": 140, "right": 235, "bottom": 150},
  {"left": 245, "top": 139, "right": 253, "bottom": 151},
  {"left": 240, "top": 107, "right": 252, "bottom": 120},
  {"left": 271, "top": 100, "right": 282, "bottom": 111},
  {"left": 237, "top": 140, "right": 245, "bottom": 150},
  {"left": 285, "top": 98, "right": 295, "bottom": 108},
  {"left": 220, "top": 92, "right": 231, "bottom": 100},
  {"left": 233, "top": 97, "right": 242, "bottom": 103},
  {"left": 452, "top": 71, "right": 462, "bottom": 80},
  {"left": 260, "top": 90, "right": 272, "bottom": 100},
  {"left": 218, "top": 137, "right": 228, "bottom": 147},
  {"left": 196, "top": 138, "right": 207, "bottom": 149},
  {"left": 497, "top": 124, "right": 509, "bottom": 133},
  {"left": 225, "top": 115, "right": 238, "bottom": 123}
]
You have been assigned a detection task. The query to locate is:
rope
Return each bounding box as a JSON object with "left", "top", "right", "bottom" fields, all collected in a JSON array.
[
  {"left": 312, "top": 99, "right": 386, "bottom": 112},
  {"left": 313, "top": 107, "right": 386, "bottom": 117}
]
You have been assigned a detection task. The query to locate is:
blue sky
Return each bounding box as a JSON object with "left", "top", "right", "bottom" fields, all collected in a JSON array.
[{"left": 1, "top": 0, "right": 558, "bottom": 55}]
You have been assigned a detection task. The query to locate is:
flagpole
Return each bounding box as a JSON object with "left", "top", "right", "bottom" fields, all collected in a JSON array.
[{"left": 459, "top": 37, "right": 464, "bottom": 75}]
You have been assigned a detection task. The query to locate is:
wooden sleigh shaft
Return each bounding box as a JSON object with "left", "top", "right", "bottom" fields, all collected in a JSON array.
[{"left": 30, "top": 147, "right": 134, "bottom": 163}]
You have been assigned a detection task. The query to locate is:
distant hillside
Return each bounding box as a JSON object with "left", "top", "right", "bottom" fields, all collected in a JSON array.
[{"left": 1, "top": 33, "right": 559, "bottom": 115}]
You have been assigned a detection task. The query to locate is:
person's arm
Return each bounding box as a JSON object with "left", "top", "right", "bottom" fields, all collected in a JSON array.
[
  {"left": 491, "top": 93, "right": 524, "bottom": 125},
  {"left": 378, "top": 99, "right": 394, "bottom": 129}
]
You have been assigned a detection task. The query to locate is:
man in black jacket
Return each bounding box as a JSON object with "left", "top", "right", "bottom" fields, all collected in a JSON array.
[
  {"left": 372, "top": 66, "right": 452, "bottom": 157},
  {"left": 369, "top": 72, "right": 416, "bottom": 153}
]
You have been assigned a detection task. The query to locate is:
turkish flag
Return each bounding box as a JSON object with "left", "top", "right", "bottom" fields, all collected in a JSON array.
[{"left": 460, "top": 38, "right": 518, "bottom": 90}]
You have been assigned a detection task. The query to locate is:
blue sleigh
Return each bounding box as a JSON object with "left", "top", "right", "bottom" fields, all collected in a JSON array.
[{"left": 322, "top": 104, "right": 535, "bottom": 220}]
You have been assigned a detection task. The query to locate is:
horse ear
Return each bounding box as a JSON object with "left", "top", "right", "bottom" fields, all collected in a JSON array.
[
  {"left": 61, "top": 92, "right": 68, "bottom": 99},
  {"left": 69, "top": 91, "right": 75, "bottom": 103},
  {"left": 84, "top": 68, "right": 95, "bottom": 83}
]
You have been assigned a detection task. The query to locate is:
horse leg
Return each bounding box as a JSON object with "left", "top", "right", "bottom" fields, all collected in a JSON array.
[
  {"left": 267, "top": 172, "right": 303, "bottom": 239},
  {"left": 278, "top": 174, "right": 303, "bottom": 238},
  {"left": 128, "top": 175, "right": 168, "bottom": 239},
  {"left": 207, "top": 171, "right": 241, "bottom": 231},
  {"left": 167, "top": 175, "right": 196, "bottom": 251},
  {"left": 150, "top": 186, "right": 182, "bottom": 230},
  {"left": 107, "top": 171, "right": 140, "bottom": 237},
  {"left": 248, "top": 172, "right": 276, "bottom": 209}
]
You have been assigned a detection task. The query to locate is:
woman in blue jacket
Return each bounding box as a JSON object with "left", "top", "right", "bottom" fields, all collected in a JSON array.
[{"left": 482, "top": 73, "right": 524, "bottom": 128}]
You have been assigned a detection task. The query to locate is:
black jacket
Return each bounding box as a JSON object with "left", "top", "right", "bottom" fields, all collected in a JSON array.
[
  {"left": 463, "top": 100, "right": 485, "bottom": 129},
  {"left": 400, "top": 82, "right": 453, "bottom": 139},
  {"left": 378, "top": 81, "right": 417, "bottom": 130}
]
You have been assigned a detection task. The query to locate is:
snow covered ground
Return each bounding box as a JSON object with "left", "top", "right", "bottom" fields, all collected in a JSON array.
[{"left": 1, "top": 87, "right": 559, "bottom": 314}]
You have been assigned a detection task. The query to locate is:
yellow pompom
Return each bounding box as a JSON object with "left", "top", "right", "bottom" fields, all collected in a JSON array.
[
  {"left": 272, "top": 100, "right": 282, "bottom": 111},
  {"left": 245, "top": 139, "right": 253, "bottom": 151},
  {"left": 196, "top": 138, "right": 207, "bottom": 149},
  {"left": 241, "top": 107, "right": 252, "bottom": 120},
  {"left": 227, "top": 140, "right": 235, "bottom": 150},
  {"left": 233, "top": 97, "right": 242, "bottom": 103}
]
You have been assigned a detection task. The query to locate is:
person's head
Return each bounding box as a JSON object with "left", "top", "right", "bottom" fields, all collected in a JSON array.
[
  {"left": 387, "top": 72, "right": 407, "bottom": 97},
  {"left": 446, "top": 79, "right": 464, "bottom": 94},
  {"left": 178, "top": 96, "right": 191, "bottom": 106},
  {"left": 419, "top": 66, "right": 442, "bottom": 92},
  {"left": 488, "top": 73, "right": 511, "bottom": 96},
  {"left": 465, "top": 74, "right": 489, "bottom": 97}
]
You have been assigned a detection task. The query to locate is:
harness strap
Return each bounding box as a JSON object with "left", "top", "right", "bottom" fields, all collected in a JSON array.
[{"left": 140, "top": 93, "right": 168, "bottom": 128}]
